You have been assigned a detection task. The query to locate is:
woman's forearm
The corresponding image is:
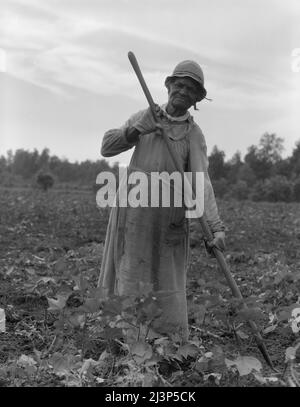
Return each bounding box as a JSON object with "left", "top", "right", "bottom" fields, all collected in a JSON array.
[
  {"left": 101, "top": 127, "right": 140, "bottom": 157},
  {"left": 125, "top": 126, "right": 141, "bottom": 144}
]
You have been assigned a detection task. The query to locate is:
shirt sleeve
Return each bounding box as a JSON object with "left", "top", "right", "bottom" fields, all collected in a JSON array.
[
  {"left": 101, "top": 110, "right": 145, "bottom": 157},
  {"left": 203, "top": 169, "right": 225, "bottom": 233},
  {"left": 189, "top": 125, "right": 225, "bottom": 233}
]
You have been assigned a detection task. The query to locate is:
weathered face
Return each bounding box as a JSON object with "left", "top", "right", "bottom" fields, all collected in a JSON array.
[{"left": 167, "top": 77, "right": 199, "bottom": 112}]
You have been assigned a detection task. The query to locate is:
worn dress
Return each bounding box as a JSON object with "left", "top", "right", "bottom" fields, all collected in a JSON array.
[{"left": 98, "top": 106, "right": 224, "bottom": 340}]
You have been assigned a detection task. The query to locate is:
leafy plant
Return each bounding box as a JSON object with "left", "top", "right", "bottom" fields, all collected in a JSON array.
[{"left": 36, "top": 172, "right": 55, "bottom": 192}]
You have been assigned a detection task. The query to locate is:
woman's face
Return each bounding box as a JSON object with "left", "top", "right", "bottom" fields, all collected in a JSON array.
[{"left": 167, "top": 77, "right": 199, "bottom": 112}]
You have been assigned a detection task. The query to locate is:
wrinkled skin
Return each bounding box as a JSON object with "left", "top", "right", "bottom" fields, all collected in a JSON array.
[{"left": 166, "top": 77, "right": 199, "bottom": 117}]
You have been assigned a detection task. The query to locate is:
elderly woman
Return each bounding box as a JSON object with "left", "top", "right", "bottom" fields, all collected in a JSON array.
[{"left": 98, "top": 60, "right": 225, "bottom": 341}]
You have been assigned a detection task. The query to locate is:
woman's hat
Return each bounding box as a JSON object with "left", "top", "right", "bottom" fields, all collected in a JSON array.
[{"left": 165, "top": 60, "right": 207, "bottom": 101}]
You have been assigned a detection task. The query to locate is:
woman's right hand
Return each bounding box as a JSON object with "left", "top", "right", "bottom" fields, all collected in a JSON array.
[{"left": 133, "top": 106, "right": 164, "bottom": 136}]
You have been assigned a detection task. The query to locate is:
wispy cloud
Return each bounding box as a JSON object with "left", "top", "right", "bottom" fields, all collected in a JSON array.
[
  {"left": 2, "top": 0, "right": 298, "bottom": 99},
  {"left": 1, "top": 0, "right": 299, "bottom": 162}
]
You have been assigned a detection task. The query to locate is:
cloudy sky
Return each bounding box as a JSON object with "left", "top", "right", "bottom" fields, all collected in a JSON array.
[{"left": 1, "top": 0, "right": 299, "bottom": 165}]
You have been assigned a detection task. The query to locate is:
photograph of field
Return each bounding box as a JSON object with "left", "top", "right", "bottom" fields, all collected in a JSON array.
[
  {"left": 1, "top": 0, "right": 299, "bottom": 389},
  {"left": 0, "top": 187, "right": 299, "bottom": 386}
]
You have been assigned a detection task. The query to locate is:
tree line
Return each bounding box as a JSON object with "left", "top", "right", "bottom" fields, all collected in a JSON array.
[
  {"left": 0, "top": 132, "right": 299, "bottom": 201},
  {"left": 208, "top": 133, "right": 300, "bottom": 202},
  {"left": 0, "top": 148, "right": 119, "bottom": 190}
]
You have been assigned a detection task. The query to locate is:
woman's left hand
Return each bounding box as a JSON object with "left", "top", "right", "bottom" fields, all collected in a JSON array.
[{"left": 206, "top": 231, "right": 226, "bottom": 253}]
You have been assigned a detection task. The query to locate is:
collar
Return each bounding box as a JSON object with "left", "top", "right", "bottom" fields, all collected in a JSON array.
[{"left": 161, "top": 104, "right": 191, "bottom": 123}]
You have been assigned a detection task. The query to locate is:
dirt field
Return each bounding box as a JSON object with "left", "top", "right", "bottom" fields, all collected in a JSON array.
[{"left": 0, "top": 188, "right": 299, "bottom": 387}]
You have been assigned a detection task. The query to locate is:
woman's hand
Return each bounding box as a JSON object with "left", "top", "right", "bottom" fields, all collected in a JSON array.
[
  {"left": 205, "top": 231, "right": 226, "bottom": 253},
  {"left": 133, "top": 105, "right": 164, "bottom": 136}
]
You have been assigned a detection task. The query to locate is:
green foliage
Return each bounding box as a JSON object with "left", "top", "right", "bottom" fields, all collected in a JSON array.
[
  {"left": 244, "top": 133, "right": 284, "bottom": 181},
  {"left": 212, "top": 178, "right": 228, "bottom": 198},
  {"left": 206, "top": 135, "right": 298, "bottom": 202},
  {"left": 250, "top": 180, "right": 266, "bottom": 202},
  {"left": 231, "top": 180, "right": 249, "bottom": 200},
  {"left": 293, "top": 179, "right": 300, "bottom": 202},
  {"left": 208, "top": 146, "right": 227, "bottom": 181},
  {"left": 226, "top": 151, "right": 243, "bottom": 184},
  {"left": 258, "top": 133, "right": 284, "bottom": 164},
  {"left": 245, "top": 145, "right": 273, "bottom": 180},
  {"left": 290, "top": 141, "right": 300, "bottom": 176},
  {"left": 1, "top": 189, "right": 300, "bottom": 387},
  {"left": 1, "top": 253, "right": 284, "bottom": 387},
  {"left": 36, "top": 172, "right": 55, "bottom": 192},
  {"left": 251, "top": 176, "right": 294, "bottom": 202},
  {"left": 0, "top": 148, "right": 116, "bottom": 189},
  {"left": 1, "top": 135, "right": 299, "bottom": 203},
  {"left": 274, "top": 159, "right": 292, "bottom": 178},
  {"left": 237, "top": 163, "right": 257, "bottom": 187}
]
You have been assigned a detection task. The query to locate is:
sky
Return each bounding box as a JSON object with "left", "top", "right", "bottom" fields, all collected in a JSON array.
[{"left": 0, "top": 0, "right": 300, "bottom": 166}]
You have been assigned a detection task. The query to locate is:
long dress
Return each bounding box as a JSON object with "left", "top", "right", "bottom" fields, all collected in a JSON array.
[{"left": 98, "top": 107, "right": 224, "bottom": 341}]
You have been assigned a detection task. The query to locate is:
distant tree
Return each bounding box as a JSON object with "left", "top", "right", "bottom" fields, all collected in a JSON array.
[
  {"left": 0, "top": 155, "right": 6, "bottom": 173},
  {"left": 244, "top": 145, "right": 271, "bottom": 180},
  {"left": 212, "top": 178, "right": 228, "bottom": 198},
  {"left": 237, "top": 163, "right": 257, "bottom": 186},
  {"left": 1, "top": 149, "right": 119, "bottom": 188},
  {"left": 251, "top": 175, "right": 293, "bottom": 202},
  {"left": 230, "top": 151, "right": 242, "bottom": 167},
  {"left": 294, "top": 179, "right": 300, "bottom": 202},
  {"left": 274, "top": 158, "right": 292, "bottom": 178},
  {"left": 259, "top": 133, "right": 284, "bottom": 163},
  {"left": 245, "top": 133, "right": 284, "bottom": 180},
  {"left": 12, "top": 149, "right": 40, "bottom": 179},
  {"left": 265, "top": 176, "right": 294, "bottom": 202},
  {"left": 251, "top": 180, "right": 266, "bottom": 202},
  {"left": 36, "top": 172, "right": 55, "bottom": 191},
  {"left": 290, "top": 140, "right": 300, "bottom": 176},
  {"left": 208, "top": 146, "right": 227, "bottom": 180},
  {"left": 6, "top": 150, "right": 14, "bottom": 167},
  {"left": 231, "top": 180, "right": 249, "bottom": 200},
  {"left": 38, "top": 148, "right": 50, "bottom": 169},
  {"left": 226, "top": 151, "right": 243, "bottom": 184}
]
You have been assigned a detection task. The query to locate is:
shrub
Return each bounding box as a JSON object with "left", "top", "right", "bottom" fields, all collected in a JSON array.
[
  {"left": 293, "top": 179, "right": 300, "bottom": 202},
  {"left": 231, "top": 180, "right": 249, "bottom": 200},
  {"left": 237, "top": 163, "right": 257, "bottom": 186},
  {"left": 36, "top": 172, "right": 55, "bottom": 191},
  {"left": 212, "top": 178, "right": 228, "bottom": 198},
  {"left": 250, "top": 181, "right": 266, "bottom": 202},
  {"left": 251, "top": 176, "right": 293, "bottom": 202},
  {"left": 0, "top": 172, "right": 24, "bottom": 188}
]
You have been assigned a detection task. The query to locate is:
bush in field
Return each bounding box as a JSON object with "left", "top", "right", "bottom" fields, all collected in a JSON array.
[
  {"left": 294, "top": 179, "right": 300, "bottom": 202},
  {"left": 237, "top": 163, "right": 257, "bottom": 187},
  {"left": 231, "top": 180, "right": 249, "bottom": 200},
  {"left": 0, "top": 172, "right": 24, "bottom": 188},
  {"left": 265, "top": 176, "right": 294, "bottom": 202},
  {"left": 212, "top": 178, "right": 228, "bottom": 198},
  {"left": 251, "top": 176, "right": 293, "bottom": 202},
  {"left": 36, "top": 172, "right": 55, "bottom": 191},
  {"left": 250, "top": 181, "right": 265, "bottom": 202}
]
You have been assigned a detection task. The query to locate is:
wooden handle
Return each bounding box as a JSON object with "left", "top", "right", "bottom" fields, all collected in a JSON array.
[{"left": 128, "top": 51, "right": 158, "bottom": 119}]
